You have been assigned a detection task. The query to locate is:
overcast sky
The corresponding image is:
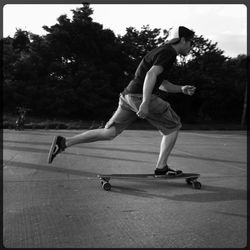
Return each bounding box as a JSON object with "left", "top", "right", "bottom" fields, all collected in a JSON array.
[{"left": 3, "top": 4, "right": 247, "bottom": 58}]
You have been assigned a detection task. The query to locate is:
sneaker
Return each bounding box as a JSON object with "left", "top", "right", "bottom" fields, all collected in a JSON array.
[
  {"left": 154, "top": 165, "right": 183, "bottom": 176},
  {"left": 48, "top": 136, "right": 66, "bottom": 164}
]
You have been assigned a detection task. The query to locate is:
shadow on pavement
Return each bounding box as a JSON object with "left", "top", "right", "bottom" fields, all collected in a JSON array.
[
  {"left": 4, "top": 143, "right": 246, "bottom": 165},
  {"left": 109, "top": 181, "right": 247, "bottom": 203},
  {"left": 3, "top": 161, "right": 95, "bottom": 178},
  {"left": 4, "top": 160, "right": 246, "bottom": 204},
  {"left": 3, "top": 145, "right": 150, "bottom": 164}
]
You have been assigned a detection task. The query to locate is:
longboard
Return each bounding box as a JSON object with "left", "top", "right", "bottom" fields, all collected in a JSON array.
[{"left": 97, "top": 173, "right": 201, "bottom": 191}]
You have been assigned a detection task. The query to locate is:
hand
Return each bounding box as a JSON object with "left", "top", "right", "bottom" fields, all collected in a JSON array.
[
  {"left": 137, "top": 101, "right": 149, "bottom": 119},
  {"left": 181, "top": 85, "right": 196, "bottom": 96}
]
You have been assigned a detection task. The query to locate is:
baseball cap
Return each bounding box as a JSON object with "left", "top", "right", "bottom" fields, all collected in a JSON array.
[{"left": 167, "top": 26, "right": 195, "bottom": 44}]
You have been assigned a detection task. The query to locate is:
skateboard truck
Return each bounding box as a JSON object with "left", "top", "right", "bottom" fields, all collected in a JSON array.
[{"left": 185, "top": 177, "right": 201, "bottom": 189}]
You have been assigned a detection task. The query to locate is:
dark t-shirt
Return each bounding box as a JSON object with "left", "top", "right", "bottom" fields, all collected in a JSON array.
[{"left": 122, "top": 44, "right": 177, "bottom": 95}]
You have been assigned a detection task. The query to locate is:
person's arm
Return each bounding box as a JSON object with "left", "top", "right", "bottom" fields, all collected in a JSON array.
[
  {"left": 136, "top": 65, "right": 163, "bottom": 119},
  {"left": 143, "top": 65, "right": 164, "bottom": 102},
  {"left": 160, "top": 80, "right": 196, "bottom": 95}
]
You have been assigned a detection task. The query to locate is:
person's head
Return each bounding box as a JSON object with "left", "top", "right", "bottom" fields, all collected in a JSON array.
[{"left": 167, "top": 26, "right": 195, "bottom": 56}]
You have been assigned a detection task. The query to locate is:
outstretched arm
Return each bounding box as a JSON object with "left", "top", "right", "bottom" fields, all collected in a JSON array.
[{"left": 160, "top": 80, "right": 196, "bottom": 95}]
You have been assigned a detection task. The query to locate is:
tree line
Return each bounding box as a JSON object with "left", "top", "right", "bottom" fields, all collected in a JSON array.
[{"left": 2, "top": 3, "right": 247, "bottom": 124}]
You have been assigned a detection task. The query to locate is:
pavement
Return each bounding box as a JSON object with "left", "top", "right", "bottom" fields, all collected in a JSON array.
[{"left": 3, "top": 129, "right": 247, "bottom": 248}]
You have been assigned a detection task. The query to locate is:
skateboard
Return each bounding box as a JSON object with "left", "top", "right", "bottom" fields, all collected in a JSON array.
[{"left": 97, "top": 173, "right": 201, "bottom": 191}]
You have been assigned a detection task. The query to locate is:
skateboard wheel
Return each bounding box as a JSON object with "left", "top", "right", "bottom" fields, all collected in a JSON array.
[
  {"left": 102, "top": 182, "right": 111, "bottom": 191},
  {"left": 192, "top": 181, "right": 201, "bottom": 189},
  {"left": 186, "top": 179, "right": 192, "bottom": 185}
]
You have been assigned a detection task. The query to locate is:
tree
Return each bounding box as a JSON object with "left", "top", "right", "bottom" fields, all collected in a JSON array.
[
  {"left": 39, "top": 3, "right": 126, "bottom": 118},
  {"left": 12, "top": 29, "right": 30, "bottom": 53},
  {"left": 177, "top": 37, "right": 246, "bottom": 123},
  {"left": 118, "top": 25, "right": 170, "bottom": 80},
  {"left": 2, "top": 3, "right": 247, "bottom": 125}
]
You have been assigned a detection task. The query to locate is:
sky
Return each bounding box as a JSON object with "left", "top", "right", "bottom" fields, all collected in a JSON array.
[{"left": 2, "top": 4, "right": 247, "bottom": 58}]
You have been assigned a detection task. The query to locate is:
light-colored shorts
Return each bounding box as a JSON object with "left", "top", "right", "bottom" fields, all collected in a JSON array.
[{"left": 105, "top": 93, "right": 182, "bottom": 135}]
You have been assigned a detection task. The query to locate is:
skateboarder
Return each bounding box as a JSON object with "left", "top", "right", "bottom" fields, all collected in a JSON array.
[{"left": 48, "top": 26, "right": 196, "bottom": 176}]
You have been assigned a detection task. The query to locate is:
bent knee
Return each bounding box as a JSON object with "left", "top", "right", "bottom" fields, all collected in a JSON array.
[{"left": 103, "top": 126, "right": 119, "bottom": 140}]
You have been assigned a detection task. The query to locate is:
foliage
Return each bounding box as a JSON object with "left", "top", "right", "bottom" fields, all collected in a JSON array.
[{"left": 2, "top": 3, "right": 247, "bottom": 123}]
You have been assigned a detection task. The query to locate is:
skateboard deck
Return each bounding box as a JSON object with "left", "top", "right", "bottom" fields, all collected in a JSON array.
[{"left": 97, "top": 173, "right": 201, "bottom": 191}]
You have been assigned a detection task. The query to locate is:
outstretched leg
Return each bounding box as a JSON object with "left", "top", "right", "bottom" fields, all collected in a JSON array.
[
  {"left": 66, "top": 127, "right": 117, "bottom": 147},
  {"left": 47, "top": 127, "right": 117, "bottom": 164},
  {"left": 47, "top": 105, "right": 137, "bottom": 164}
]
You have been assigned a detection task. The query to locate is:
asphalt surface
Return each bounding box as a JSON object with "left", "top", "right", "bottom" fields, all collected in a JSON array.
[{"left": 3, "top": 129, "right": 247, "bottom": 248}]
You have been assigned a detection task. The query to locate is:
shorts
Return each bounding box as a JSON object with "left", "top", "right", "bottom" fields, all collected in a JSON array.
[{"left": 105, "top": 93, "right": 182, "bottom": 135}]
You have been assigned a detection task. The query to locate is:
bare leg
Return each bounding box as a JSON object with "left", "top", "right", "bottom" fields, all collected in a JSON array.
[
  {"left": 155, "top": 130, "right": 179, "bottom": 169},
  {"left": 64, "top": 105, "right": 137, "bottom": 148},
  {"left": 65, "top": 127, "right": 117, "bottom": 148}
]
